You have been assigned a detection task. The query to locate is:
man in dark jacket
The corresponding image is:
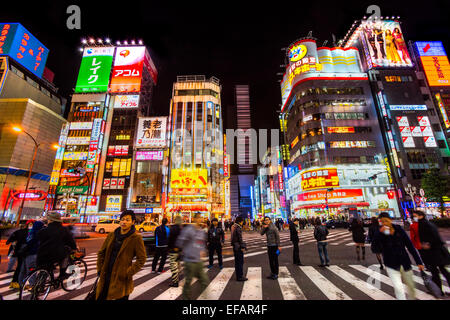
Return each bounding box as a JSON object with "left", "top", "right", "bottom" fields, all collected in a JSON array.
[
  {"left": 207, "top": 217, "right": 225, "bottom": 269},
  {"left": 289, "top": 219, "right": 303, "bottom": 265},
  {"left": 372, "top": 212, "right": 424, "bottom": 300},
  {"left": 313, "top": 217, "right": 330, "bottom": 267},
  {"left": 167, "top": 216, "right": 183, "bottom": 287},
  {"left": 413, "top": 210, "right": 450, "bottom": 296},
  {"left": 36, "top": 212, "right": 77, "bottom": 278},
  {"left": 231, "top": 216, "right": 247, "bottom": 281},
  {"left": 152, "top": 218, "right": 170, "bottom": 274},
  {"left": 261, "top": 217, "right": 281, "bottom": 279},
  {"left": 6, "top": 222, "right": 29, "bottom": 289}
]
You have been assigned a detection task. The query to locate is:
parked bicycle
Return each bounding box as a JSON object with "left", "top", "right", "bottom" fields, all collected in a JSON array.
[{"left": 19, "top": 247, "right": 88, "bottom": 300}]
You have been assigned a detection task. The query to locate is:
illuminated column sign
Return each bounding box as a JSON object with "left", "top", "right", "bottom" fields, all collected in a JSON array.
[
  {"left": 435, "top": 93, "right": 450, "bottom": 129},
  {"left": 87, "top": 118, "right": 103, "bottom": 172},
  {"left": 387, "top": 131, "right": 400, "bottom": 167}
]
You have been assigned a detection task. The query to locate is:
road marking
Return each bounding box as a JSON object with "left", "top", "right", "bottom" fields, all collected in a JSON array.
[
  {"left": 154, "top": 278, "right": 198, "bottom": 300},
  {"left": 278, "top": 266, "right": 306, "bottom": 300},
  {"left": 411, "top": 266, "right": 450, "bottom": 291},
  {"left": 327, "top": 265, "right": 394, "bottom": 300},
  {"left": 0, "top": 271, "right": 14, "bottom": 280},
  {"left": 197, "top": 267, "right": 234, "bottom": 300},
  {"left": 299, "top": 266, "right": 351, "bottom": 300},
  {"left": 349, "top": 264, "right": 436, "bottom": 300},
  {"left": 129, "top": 272, "right": 172, "bottom": 300},
  {"left": 241, "top": 267, "right": 262, "bottom": 300},
  {"left": 345, "top": 243, "right": 370, "bottom": 246}
]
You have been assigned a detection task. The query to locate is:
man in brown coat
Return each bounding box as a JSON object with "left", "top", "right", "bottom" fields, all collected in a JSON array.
[{"left": 96, "top": 210, "right": 146, "bottom": 300}]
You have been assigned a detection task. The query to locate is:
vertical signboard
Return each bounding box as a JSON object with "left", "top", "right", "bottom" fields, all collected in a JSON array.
[
  {"left": 109, "top": 46, "right": 145, "bottom": 93},
  {"left": 136, "top": 117, "right": 167, "bottom": 148},
  {"left": 415, "top": 41, "right": 450, "bottom": 87},
  {"left": 435, "top": 93, "right": 450, "bottom": 129},
  {"left": 87, "top": 118, "right": 103, "bottom": 172},
  {"left": 75, "top": 47, "right": 114, "bottom": 93}
]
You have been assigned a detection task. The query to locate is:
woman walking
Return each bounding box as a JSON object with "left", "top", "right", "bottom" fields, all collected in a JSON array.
[
  {"left": 349, "top": 218, "right": 366, "bottom": 261},
  {"left": 18, "top": 220, "right": 45, "bottom": 286},
  {"left": 367, "top": 217, "right": 384, "bottom": 269},
  {"left": 96, "top": 210, "right": 146, "bottom": 300}
]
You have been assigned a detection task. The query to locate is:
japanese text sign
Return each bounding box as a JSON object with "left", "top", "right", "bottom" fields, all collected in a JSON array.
[
  {"left": 136, "top": 117, "right": 167, "bottom": 148},
  {"left": 75, "top": 47, "right": 114, "bottom": 93},
  {"left": 300, "top": 167, "right": 339, "bottom": 191},
  {"left": 110, "top": 46, "right": 145, "bottom": 93},
  {"left": 170, "top": 169, "right": 208, "bottom": 189}
]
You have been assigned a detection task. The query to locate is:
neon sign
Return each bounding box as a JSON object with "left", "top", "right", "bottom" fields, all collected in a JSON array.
[
  {"left": 12, "top": 190, "right": 47, "bottom": 201},
  {"left": 289, "top": 44, "right": 307, "bottom": 62}
]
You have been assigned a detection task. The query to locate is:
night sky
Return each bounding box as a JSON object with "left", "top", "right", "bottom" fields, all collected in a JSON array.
[{"left": 1, "top": 0, "right": 449, "bottom": 130}]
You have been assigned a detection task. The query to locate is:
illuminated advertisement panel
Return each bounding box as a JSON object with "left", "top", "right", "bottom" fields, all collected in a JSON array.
[
  {"left": 415, "top": 41, "right": 450, "bottom": 87},
  {"left": 327, "top": 127, "right": 355, "bottom": 133},
  {"left": 170, "top": 169, "right": 208, "bottom": 189},
  {"left": 87, "top": 118, "right": 103, "bottom": 171},
  {"left": 424, "top": 136, "right": 438, "bottom": 147},
  {"left": 135, "top": 150, "right": 163, "bottom": 161},
  {"left": 105, "top": 195, "right": 122, "bottom": 212},
  {"left": 402, "top": 136, "right": 415, "bottom": 148},
  {"left": 329, "top": 141, "right": 376, "bottom": 148},
  {"left": 136, "top": 117, "right": 167, "bottom": 148},
  {"left": 110, "top": 46, "right": 145, "bottom": 93},
  {"left": 399, "top": 126, "right": 411, "bottom": 137},
  {"left": 396, "top": 116, "right": 410, "bottom": 127},
  {"left": 417, "top": 116, "right": 431, "bottom": 127},
  {"left": 389, "top": 105, "right": 427, "bottom": 111},
  {"left": 359, "top": 20, "right": 412, "bottom": 68},
  {"left": 63, "top": 152, "right": 88, "bottom": 160},
  {"left": 435, "top": 93, "right": 450, "bottom": 128},
  {"left": 297, "top": 189, "right": 363, "bottom": 202},
  {"left": 301, "top": 167, "right": 339, "bottom": 191},
  {"left": 70, "top": 122, "right": 93, "bottom": 130},
  {"left": 0, "top": 23, "right": 49, "bottom": 78},
  {"left": 113, "top": 95, "right": 139, "bottom": 109},
  {"left": 65, "top": 136, "right": 91, "bottom": 145},
  {"left": 410, "top": 126, "right": 422, "bottom": 137},
  {"left": 75, "top": 47, "right": 114, "bottom": 93}
]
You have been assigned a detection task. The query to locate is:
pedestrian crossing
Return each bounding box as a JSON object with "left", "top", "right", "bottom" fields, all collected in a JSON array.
[{"left": 1, "top": 251, "right": 445, "bottom": 300}]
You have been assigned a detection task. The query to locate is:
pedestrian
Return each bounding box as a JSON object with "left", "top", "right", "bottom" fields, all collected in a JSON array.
[
  {"left": 207, "top": 217, "right": 225, "bottom": 269},
  {"left": 313, "top": 217, "right": 330, "bottom": 267},
  {"left": 152, "top": 217, "right": 170, "bottom": 274},
  {"left": 367, "top": 216, "right": 384, "bottom": 269},
  {"left": 167, "top": 215, "right": 183, "bottom": 287},
  {"left": 261, "top": 217, "right": 281, "bottom": 280},
  {"left": 176, "top": 212, "right": 210, "bottom": 300},
  {"left": 96, "top": 210, "right": 146, "bottom": 300},
  {"left": 289, "top": 218, "right": 303, "bottom": 266},
  {"left": 349, "top": 218, "right": 366, "bottom": 261},
  {"left": 372, "top": 212, "right": 425, "bottom": 300},
  {"left": 412, "top": 210, "right": 450, "bottom": 297},
  {"left": 18, "top": 220, "right": 45, "bottom": 286},
  {"left": 7, "top": 221, "right": 30, "bottom": 289},
  {"left": 231, "top": 216, "right": 247, "bottom": 281}
]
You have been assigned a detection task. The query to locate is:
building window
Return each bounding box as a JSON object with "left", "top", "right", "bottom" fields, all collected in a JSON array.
[{"left": 438, "top": 140, "right": 446, "bottom": 148}]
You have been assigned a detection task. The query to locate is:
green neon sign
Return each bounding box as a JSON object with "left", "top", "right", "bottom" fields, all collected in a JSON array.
[{"left": 74, "top": 47, "right": 114, "bottom": 93}]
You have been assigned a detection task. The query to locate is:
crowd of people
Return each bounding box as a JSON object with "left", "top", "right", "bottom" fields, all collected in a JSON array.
[{"left": 2, "top": 209, "right": 449, "bottom": 301}]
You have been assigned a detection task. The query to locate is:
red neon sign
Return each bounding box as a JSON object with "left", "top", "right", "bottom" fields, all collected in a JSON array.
[{"left": 12, "top": 190, "right": 47, "bottom": 201}]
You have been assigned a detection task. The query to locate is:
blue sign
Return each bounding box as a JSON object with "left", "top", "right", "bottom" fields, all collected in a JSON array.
[
  {"left": 145, "top": 208, "right": 153, "bottom": 214},
  {"left": 389, "top": 105, "right": 427, "bottom": 111},
  {"left": 415, "top": 41, "right": 447, "bottom": 57},
  {"left": 0, "top": 23, "right": 49, "bottom": 78}
]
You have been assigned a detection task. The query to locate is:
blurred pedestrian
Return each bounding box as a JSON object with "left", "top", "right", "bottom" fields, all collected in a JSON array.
[
  {"left": 168, "top": 215, "right": 183, "bottom": 287},
  {"left": 176, "top": 212, "right": 209, "bottom": 299},
  {"left": 349, "top": 218, "right": 366, "bottom": 261},
  {"left": 313, "top": 217, "right": 330, "bottom": 267},
  {"left": 207, "top": 218, "right": 225, "bottom": 269},
  {"left": 96, "top": 210, "right": 146, "bottom": 300},
  {"left": 412, "top": 210, "right": 450, "bottom": 297},
  {"left": 152, "top": 218, "right": 170, "bottom": 274},
  {"left": 372, "top": 212, "right": 424, "bottom": 300},
  {"left": 7, "top": 221, "right": 30, "bottom": 289},
  {"left": 367, "top": 216, "right": 384, "bottom": 269},
  {"left": 261, "top": 217, "right": 281, "bottom": 279},
  {"left": 18, "top": 220, "right": 45, "bottom": 286},
  {"left": 231, "top": 216, "right": 247, "bottom": 281},
  {"left": 289, "top": 218, "right": 302, "bottom": 265}
]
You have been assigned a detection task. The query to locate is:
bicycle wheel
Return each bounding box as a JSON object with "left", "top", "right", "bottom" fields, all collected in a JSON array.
[
  {"left": 62, "top": 259, "right": 88, "bottom": 291},
  {"left": 19, "top": 269, "right": 52, "bottom": 300}
]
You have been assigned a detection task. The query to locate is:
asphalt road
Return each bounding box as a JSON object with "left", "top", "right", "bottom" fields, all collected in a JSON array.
[{"left": 1, "top": 227, "right": 449, "bottom": 300}]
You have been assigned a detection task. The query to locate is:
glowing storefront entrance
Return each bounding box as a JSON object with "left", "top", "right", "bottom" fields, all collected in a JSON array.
[{"left": 166, "top": 203, "right": 210, "bottom": 222}]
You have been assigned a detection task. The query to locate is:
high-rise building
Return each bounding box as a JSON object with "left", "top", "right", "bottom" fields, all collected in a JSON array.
[
  {"left": 0, "top": 23, "right": 66, "bottom": 221},
  {"left": 280, "top": 36, "right": 400, "bottom": 219},
  {"left": 342, "top": 18, "right": 447, "bottom": 217},
  {"left": 167, "top": 75, "right": 224, "bottom": 221}
]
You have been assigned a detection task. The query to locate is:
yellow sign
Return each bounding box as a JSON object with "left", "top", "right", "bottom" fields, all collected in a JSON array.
[
  {"left": 171, "top": 169, "right": 208, "bottom": 189},
  {"left": 289, "top": 44, "right": 307, "bottom": 62},
  {"left": 291, "top": 136, "right": 299, "bottom": 148},
  {"left": 421, "top": 56, "right": 450, "bottom": 87},
  {"left": 105, "top": 195, "right": 122, "bottom": 212}
]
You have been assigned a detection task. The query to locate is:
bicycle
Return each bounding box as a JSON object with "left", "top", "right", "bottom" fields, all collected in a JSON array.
[{"left": 19, "top": 248, "right": 88, "bottom": 300}]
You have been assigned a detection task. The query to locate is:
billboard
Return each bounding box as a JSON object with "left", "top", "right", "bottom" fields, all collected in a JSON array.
[
  {"left": 359, "top": 20, "right": 412, "bottom": 68},
  {"left": 415, "top": 41, "right": 450, "bottom": 87},
  {"left": 136, "top": 150, "right": 164, "bottom": 161},
  {"left": 297, "top": 189, "right": 364, "bottom": 202},
  {"left": 435, "top": 93, "right": 450, "bottom": 128},
  {"left": 0, "top": 23, "right": 49, "bottom": 78},
  {"left": 75, "top": 47, "right": 114, "bottom": 93},
  {"left": 136, "top": 117, "right": 167, "bottom": 148},
  {"left": 300, "top": 167, "right": 339, "bottom": 191},
  {"left": 113, "top": 94, "right": 139, "bottom": 109},
  {"left": 109, "top": 46, "right": 145, "bottom": 93},
  {"left": 105, "top": 195, "right": 122, "bottom": 212},
  {"left": 170, "top": 169, "right": 208, "bottom": 189}
]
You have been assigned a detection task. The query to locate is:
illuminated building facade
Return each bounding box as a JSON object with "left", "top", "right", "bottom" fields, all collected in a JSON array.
[
  {"left": 343, "top": 18, "right": 447, "bottom": 218},
  {"left": 167, "top": 75, "right": 224, "bottom": 221},
  {"left": 280, "top": 36, "right": 400, "bottom": 219},
  {"left": 0, "top": 23, "right": 66, "bottom": 221}
]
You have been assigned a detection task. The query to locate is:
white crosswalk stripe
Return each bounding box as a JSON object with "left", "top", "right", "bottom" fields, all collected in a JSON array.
[
  {"left": 197, "top": 268, "right": 234, "bottom": 300},
  {"left": 300, "top": 266, "right": 351, "bottom": 300},
  {"left": 241, "top": 267, "right": 262, "bottom": 300},
  {"left": 277, "top": 266, "right": 306, "bottom": 300},
  {"left": 130, "top": 272, "right": 172, "bottom": 300}
]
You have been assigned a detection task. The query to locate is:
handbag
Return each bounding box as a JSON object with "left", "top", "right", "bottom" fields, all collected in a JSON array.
[
  {"left": 420, "top": 270, "right": 442, "bottom": 298},
  {"left": 85, "top": 277, "right": 99, "bottom": 300}
]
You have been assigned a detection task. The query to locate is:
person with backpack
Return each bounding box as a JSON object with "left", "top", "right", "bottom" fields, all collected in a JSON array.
[
  {"left": 372, "top": 212, "right": 424, "bottom": 300},
  {"left": 411, "top": 210, "right": 450, "bottom": 297},
  {"left": 207, "top": 217, "right": 225, "bottom": 269},
  {"left": 167, "top": 215, "right": 183, "bottom": 287},
  {"left": 349, "top": 218, "right": 367, "bottom": 261},
  {"left": 313, "top": 217, "right": 330, "bottom": 267},
  {"left": 152, "top": 218, "right": 170, "bottom": 274}
]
